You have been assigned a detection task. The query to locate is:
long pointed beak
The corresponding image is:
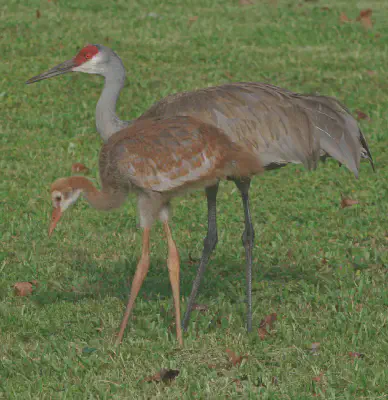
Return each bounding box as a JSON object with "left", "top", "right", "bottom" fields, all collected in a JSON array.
[
  {"left": 26, "top": 59, "right": 76, "bottom": 84},
  {"left": 49, "top": 207, "right": 62, "bottom": 236}
]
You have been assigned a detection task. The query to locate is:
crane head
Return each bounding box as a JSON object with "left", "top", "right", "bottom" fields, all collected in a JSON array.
[
  {"left": 26, "top": 44, "right": 109, "bottom": 84},
  {"left": 49, "top": 178, "right": 82, "bottom": 236}
]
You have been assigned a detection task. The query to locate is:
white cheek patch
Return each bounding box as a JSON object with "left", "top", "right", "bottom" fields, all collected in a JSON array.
[
  {"left": 51, "top": 190, "right": 62, "bottom": 208},
  {"left": 51, "top": 189, "right": 82, "bottom": 211},
  {"left": 73, "top": 53, "right": 104, "bottom": 73}
]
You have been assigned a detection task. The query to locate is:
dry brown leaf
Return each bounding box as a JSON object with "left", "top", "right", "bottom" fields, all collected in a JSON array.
[
  {"left": 312, "top": 372, "right": 325, "bottom": 382},
  {"left": 71, "top": 162, "right": 89, "bottom": 174},
  {"left": 341, "top": 197, "right": 359, "bottom": 209},
  {"left": 239, "top": 0, "right": 253, "bottom": 5},
  {"left": 339, "top": 12, "right": 350, "bottom": 23},
  {"left": 349, "top": 351, "right": 365, "bottom": 359},
  {"left": 258, "top": 313, "right": 277, "bottom": 340},
  {"left": 225, "top": 349, "right": 248, "bottom": 366},
  {"left": 366, "top": 70, "right": 376, "bottom": 76},
  {"left": 355, "top": 109, "right": 370, "bottom": 121},
  {"left": 143, "top": 369, "right": 179, "bottom": 383},
  {"left": 192, "top": 304, "right": 209, "bottom": 312},
  {"left": 224, "top": 71, "right": 234, "bottom": 80},
  {"left": 13, "top": 281, "right": 38, "bottom": 296},
  {"left": 36, "top": 10, "right": 41, "bottom": 18},
  {"left": 321, "top": 7, "right": 330, "bottom": 11},
  {"left": 260, "top": 313, "right": 277, "bottom": 329},
  {"left": 188, "top": 16, "right": 198, "bottom": 26},
  {"left": 258, "top": 327, "right": 268, "bottom": 340},
  {"left": 356, "top": 9, "right": 373, "bottom": 30}
]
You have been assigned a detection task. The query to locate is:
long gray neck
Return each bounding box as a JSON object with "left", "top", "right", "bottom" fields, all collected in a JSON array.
[{"left": 96, "top": 56, "right": 129, "bottom": 142}]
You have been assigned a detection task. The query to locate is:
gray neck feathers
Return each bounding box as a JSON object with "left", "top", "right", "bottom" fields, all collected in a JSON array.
[{"left": 96, "top": 55, "right": 129, "bottom": 142}]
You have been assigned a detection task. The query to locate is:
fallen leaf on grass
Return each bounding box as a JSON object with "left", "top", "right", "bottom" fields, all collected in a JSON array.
[
  {"left": 355, "top": 109, "right": 370, "bottom": 121},
  {"left": 143, "top": 369, "right": 179, "bottom": 383},
  {"left": 192, "top": 303, "right": 209, "bottom": 312},
  {"left": 13, "top": 281, "right": 38, "bottom": 296},
  {"left": 321, "top": 7, "right": 330, "bottom": 11},
  {"left": 36, "top": 10, "right": 41, "bottom": 18},
  {"left": 356, "top": 9, "right": 373, "bottom": 30},
  {"left": 188, "top": 16, "right": 198, "bottom": 26},
  {"left": 226, "top": 349, "right": 248, "bottom": 366},
  {"left": 258, "top": 313, "right": 277, "bottom": 340},
  {"left": 349, "top": 351, "right": 365, "bottom": 359},
  {"left": 312, "top": 371, "right": 325, "bottom": 382},
  {"left": 339, "top": 12, "right": 350, "bottom": 23},
  {"left": 239, "top": 0, "right": 253, "bottom": 5},
  {"left": 366, "top": 70, "right": 376, "bottom": 77},
  {"left": 224, "top": 71, "right": 234, "bottom": 80},
  {"left": 71, "top": 162, "right": 89, "bottom": 174},
  {"left": 341, "top": 196, "right": 359, "bottom": 209}
]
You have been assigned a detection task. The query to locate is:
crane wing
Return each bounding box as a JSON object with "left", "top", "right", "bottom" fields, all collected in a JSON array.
[{"left": 140, "top": 82, "right": 373, "bottom": 176}]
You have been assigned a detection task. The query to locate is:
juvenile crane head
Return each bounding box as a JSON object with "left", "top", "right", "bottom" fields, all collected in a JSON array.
[
  {"left": 26, "top": 44, "right": 119, "bottom": 84},
  {"left": 49, "top": 178, "right": 83, "bottom": 236}
]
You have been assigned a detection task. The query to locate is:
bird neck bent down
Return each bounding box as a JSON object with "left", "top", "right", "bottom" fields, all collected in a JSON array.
[
  {"left": 96, "top": 56, "right": 129, "bottom": 142},
  {"left": 83, "top": 186, "right": 128, "bottom": 211}
]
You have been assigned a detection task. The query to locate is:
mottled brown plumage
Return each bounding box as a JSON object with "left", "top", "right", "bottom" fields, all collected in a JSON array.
[{"left": 48, "top": 115, "right": 263, "bottom": 345}]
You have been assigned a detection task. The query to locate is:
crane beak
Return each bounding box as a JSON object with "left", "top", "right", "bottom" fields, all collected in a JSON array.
[
  {"left": 49, "top": 207, "right": 62, "bottom": 236},
  {"left": 26, "top": 59, "right": 76, "bottom": 84}
]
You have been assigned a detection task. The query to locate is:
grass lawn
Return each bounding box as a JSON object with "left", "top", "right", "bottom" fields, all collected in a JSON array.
[{"left": 1, "top": 0, "right": 387, "bottom": 397}]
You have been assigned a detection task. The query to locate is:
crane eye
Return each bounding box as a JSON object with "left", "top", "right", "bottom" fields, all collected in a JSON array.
[
  {"left": 85, "top": 53, "right": 91, "bottom": 59},
  {"left": 55, "top": 196, "right": 62, "bottom": 202}
]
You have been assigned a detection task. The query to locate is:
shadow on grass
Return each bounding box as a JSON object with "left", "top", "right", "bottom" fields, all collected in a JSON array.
[{"left": 31, "top": 251, "right": 323, "bottom": 307}]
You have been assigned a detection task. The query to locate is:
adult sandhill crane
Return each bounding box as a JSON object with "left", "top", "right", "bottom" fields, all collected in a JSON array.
[
  {"left": 27, "top": 44, "right": 374, "bottom": 333},
  {"left": 47, "top": 116, "right": 263, "bottom": 345}
]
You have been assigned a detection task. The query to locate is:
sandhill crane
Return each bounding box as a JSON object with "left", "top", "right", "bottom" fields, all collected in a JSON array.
[
  {"left": 27, "top": 44, "right": 374, "bottom": 333},
  {"left": 47, "top": 116, "right": 263, "bottom": 345}
]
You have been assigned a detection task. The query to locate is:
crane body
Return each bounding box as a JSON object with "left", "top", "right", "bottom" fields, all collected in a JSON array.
[
  {"left": 27, "top": 44, "right": 374, "bottom": 333},
  {"left": 48, "top": 116, "right": 262, "bottom": 345}
]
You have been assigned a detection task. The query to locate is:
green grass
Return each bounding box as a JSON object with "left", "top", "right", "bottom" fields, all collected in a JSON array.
[{"left": 1, "top": 0, "right": 388, "bottom": 398}]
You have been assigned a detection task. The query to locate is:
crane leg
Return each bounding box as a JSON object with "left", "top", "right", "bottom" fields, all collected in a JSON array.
[
  {"left": 234, "top": 178, "right": 254, "bottom": 332},
  {"left": 115, "top": 228, "right": 150, "bottom": 345},
  {"left": 182, "top": 182, "right": 219, "bottom": 331},
  {"left": 163, "top": 222, "right": 183, "bottom": 346}
]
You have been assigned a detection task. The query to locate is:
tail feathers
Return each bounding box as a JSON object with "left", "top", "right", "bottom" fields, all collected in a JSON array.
[
  {"left": 359, "top": 128, "right": 375, "bottom": 171},
  {"left": 297, "top": 95, "right": 374, "bottom": 177}
]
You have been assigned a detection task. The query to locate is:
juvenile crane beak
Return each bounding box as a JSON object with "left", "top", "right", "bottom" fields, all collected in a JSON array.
[
  {"left": 26, "top": 59, "right": 76, "bottom": 84},
  {"left": 49, "top": 207, "right": 62, "bottom": 236}
]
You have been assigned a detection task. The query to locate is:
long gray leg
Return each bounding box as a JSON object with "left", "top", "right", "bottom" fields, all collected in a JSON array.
[
  {"left": 234, "top": 178, "right": 254, "bottom": 332},
  {"left": 182, "top": 182, "right": 219, "bottom": 331}
]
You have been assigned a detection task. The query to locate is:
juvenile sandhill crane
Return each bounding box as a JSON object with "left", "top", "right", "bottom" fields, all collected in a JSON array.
[
  {"left": 47, "top": 116, "right": 263, "bottom": 345},
  {"left": 27, "top": 44, "right": 374, "bottom": 333}
]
